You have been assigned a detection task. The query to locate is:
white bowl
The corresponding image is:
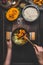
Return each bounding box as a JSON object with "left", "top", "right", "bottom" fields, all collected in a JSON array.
[{"left": 22, "top": 5, "right": 40, "bottom": 22}]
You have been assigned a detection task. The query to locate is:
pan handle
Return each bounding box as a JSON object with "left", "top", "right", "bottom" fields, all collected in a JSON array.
[{"left": 6, "top": 32, "right": 12, "bottom": 41}]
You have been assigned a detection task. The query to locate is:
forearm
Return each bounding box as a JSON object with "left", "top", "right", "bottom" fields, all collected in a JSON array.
[
  {"left": 38, "top": 59, "right": 43, "bottom": 65},
  {"left": 39, "top": 60, "right": 43, "bottom": 65},
  {"left": 4, "top": 49, "right": 12, "bottom": 65},
  {"left": 37, "top": 53, "right": 43, "bottom": 65}
]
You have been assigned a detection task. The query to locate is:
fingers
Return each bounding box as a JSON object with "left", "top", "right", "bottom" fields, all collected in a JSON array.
[
  {"left": 34, "top": 44, "right": 43, "bottom": 52},
  {"left": 34, "top": 44, "right": 39, "bottom": 51},
  {"left": 7, "top": 40, "right": 11, "bottom": 44},
  {"left": 6, "top": 39, "right": 12, "bottom": 49},
  {"left": 34, "top": 45, "right": 39, "bottom": 54}
]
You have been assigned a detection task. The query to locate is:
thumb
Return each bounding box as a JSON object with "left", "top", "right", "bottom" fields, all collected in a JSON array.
[{"left": 34, "top": 44, "right": 39, "bottom": 54}]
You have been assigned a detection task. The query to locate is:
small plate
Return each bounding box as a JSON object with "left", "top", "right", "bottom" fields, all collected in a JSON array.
[
  {"left": 25, "top": 0, "right": 43, "bottom": 10},
  {"left": 0, "top": 0, "right": 20, "bottom": 9}
]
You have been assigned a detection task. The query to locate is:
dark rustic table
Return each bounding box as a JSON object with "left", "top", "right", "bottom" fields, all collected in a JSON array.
[{"left": 0, "top": 4, "right": 43, "bottom": 65}]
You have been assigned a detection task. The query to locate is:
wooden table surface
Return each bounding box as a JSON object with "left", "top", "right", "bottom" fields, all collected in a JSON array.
[{"left": 0, "top": 5, "right": 43, "bottom": 65}]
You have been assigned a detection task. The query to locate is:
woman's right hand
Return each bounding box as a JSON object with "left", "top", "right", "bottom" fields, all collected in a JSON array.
[{"left": 34, "top": 44, "right": 43, "bottom": 65}]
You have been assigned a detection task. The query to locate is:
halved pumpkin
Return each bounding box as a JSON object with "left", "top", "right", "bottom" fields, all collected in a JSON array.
[{"left": 6, "top": 8, "right": 20, "bottom": 21}]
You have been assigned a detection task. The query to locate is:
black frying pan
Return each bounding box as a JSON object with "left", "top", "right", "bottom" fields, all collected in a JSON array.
[
  {"left": 11, "top": 28, "right": 35, "bottom": 46},
  {"left": 12, "top": 28, "right": 30, "bottom": 45}
]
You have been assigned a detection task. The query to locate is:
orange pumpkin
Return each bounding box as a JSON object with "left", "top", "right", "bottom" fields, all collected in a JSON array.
[{"left": 6, "top": 8, "right": 20, "bottom": 21}]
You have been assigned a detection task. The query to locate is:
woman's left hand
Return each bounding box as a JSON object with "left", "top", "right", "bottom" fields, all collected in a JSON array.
[{"left": 7, "top": 40, "right": 12, "bottom": 49}]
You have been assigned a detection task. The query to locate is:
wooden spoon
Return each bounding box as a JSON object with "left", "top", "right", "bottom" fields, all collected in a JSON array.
[{"left": 23, "top": 34, "right": 35, "bottom": 46}]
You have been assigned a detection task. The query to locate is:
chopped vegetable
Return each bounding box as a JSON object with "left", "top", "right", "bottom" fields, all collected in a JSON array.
[
  {"left": 33, "top": 0, "right": 43, "bottom": 6},
  {"left": 12, "top": 29, "right": 27, "bottom": 45}
]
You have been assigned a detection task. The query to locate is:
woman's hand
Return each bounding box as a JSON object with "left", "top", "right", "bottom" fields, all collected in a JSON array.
[
  {"left": 34, "top": 44, "right": 43, "bottom": 65},
  {"left": 6, "top": 32, "right": 12, "bottom": 49},
  {"left": 7, "top": 40, "right": 12, "bottom": 49}
]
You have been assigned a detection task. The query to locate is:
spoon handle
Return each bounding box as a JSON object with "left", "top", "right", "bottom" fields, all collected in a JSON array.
[{"left": 24, "top": 35, "right": 34, "bottom": 46}]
